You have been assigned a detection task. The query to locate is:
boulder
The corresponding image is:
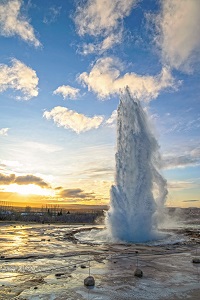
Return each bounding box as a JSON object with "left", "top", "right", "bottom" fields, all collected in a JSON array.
[
  {"left": 134, "top": 268, "right": 143, "bottom": 278},
  {"left": 84, "top": 276, "right": 95, "bottom": 286}
]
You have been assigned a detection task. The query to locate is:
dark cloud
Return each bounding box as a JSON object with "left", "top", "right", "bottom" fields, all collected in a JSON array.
[
  {"left": 0, "top": 173, "right": 49, "bottom": 188},
  {"left": 15, "top": 175, "right": 49, "bottom": 188},
  {"left": 59, "top": 188, "right": 95, "bottom": 199},
  {"left": 182, "top": 200, "right": 199, "bottom": 203},
  {"left": 54, "top": 186, "right": 63, "bottom": 190},
  {"left": 0, "top": 174, "right": 15, "bottom": 184}
]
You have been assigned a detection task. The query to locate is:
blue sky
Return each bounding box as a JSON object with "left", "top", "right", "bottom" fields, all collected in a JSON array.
[{"left": 0, "top": 0, "right": 200, "bottom": 208}]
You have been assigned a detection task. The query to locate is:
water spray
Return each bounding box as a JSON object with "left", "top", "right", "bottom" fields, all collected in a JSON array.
[{"left": 107, "top": 88, "right": 167, "bottom": 242}]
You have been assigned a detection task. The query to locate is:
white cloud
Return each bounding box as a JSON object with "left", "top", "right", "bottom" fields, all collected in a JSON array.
[
  {"left": 0, "top": 0, "right": 41, "bottom": 47},
  {"left": 106, "top": 110, "right": 117, "bottom": 127},
  {"left": 0, "top": 59, "right": 39, "bottom": 100},
  {"left": 154, "top": 0, "right": 200, "bottom": 71},
  {"left": 74, "top": 0, "right": 137, "bottom": 53},
  {"left": 53, "top": 85, "right": 79, "bottom": 99},
  {"left": 168, "top": 180, "right": 196, "bottom": 190},
  {"left": 74, "top": 0, "right": 137, "bottom": 36},
  {"left": 1, "top": 159, "right": 21, "bottom": 168},
  {"left": 163, "top": 146, "right": 200, "bottom": 169},
  {"left": 81, "top": 31, "right": 123, "bottom": 55},
  {"left": 101, "top": 31, "right": 122, "bottom": 51},
  {"left": 43, "top": 106, "right": 104, "bottom": 133},
  {"left": 79, "top": 57, "right": 178, "bottom": 101},
  {"left": 24, "top": 142, "right": 63, "bottom": 153},
  {"left": 0, "top": 128, "right": 9, "bottom": 136}
]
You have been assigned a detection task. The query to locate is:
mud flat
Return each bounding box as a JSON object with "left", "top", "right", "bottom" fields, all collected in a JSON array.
[{"left": 0, "top": 223, "right": 199, "bottom": 300}]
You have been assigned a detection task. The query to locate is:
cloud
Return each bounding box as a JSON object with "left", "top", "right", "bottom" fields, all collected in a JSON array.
[
  {"left": 106, "top": 110, "right": 117, "bottom": 127},
  {"left": 0, "top": 173, "right": 15, "bottom": 185},
  {"left": 163, "top": 146, "right": 200, "bottom": 169},
  {"left": 163, "top": 155, "right": 200, "bottom": 169},
  {"left": 74, "top": 0, "right": 138, "bottom": 53},
  {"left": 0, "top": 164, "right": 6, "bottom": 171},
  {"left": 0, "top": 0, "right": 41, "bottom": 47},
  {"left": 53, "top": 85, "right": 79, "bottom": 99},
  {"left": 1, "top": 160, "right": 21, "bottom": 168},
  {"left": 15, "top": 175, "right": 49, "bottom": 187},
  {"left": 0, "top": 173, "right": 49, "bottom": 188},
  {"left": 59, "top": 188, "right": 95, "bottom": 199},
  {"left": 43, "top": 5, "right": 61, "bottom": 24},
  {"left": 79, "top": 57, "right": 178, "bottom": 101},
  {"left": 0, "top": 59, "right": 39, "bottom": 99},
  {"left": 43, "top": 106, "right": 104, "bottom": 133},
  {"left": 77, "top": 166, "right": 114, "bottom": 180},
  {"left": 75, "top": 0, "right": 137, "bottom": 37},
  {"left": 182, "top": 200, "right": 199, "bottom": 203},
  {"left": 0, "top": 128, "right": 9, "bottom": 136},
  {"left": 59, "top": 144, "right": 115, "bottom": 183},
  {"left": 80, "top": 31, "right": 123, "bottom": 55},
  {"left": 100, "top": 31, "right": 123, "bottom": 51},
  {"left": 55, "top": 186, "right": 62, "bottom": 190},
  {"left": 168, "top": 181, "right": 196, "bottom": 190},
  {"left": 154, "top": 0, "right": 200, "bottom": 71},
  {"left": 24, "top": 142, "right": 63, "bottom": 153}
]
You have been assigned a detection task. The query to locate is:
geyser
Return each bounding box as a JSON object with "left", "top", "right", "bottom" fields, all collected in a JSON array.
[{"left": 107, "top": 89, "right": 167, "bottom": 243}]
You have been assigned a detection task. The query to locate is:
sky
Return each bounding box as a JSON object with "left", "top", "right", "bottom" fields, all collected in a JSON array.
[{"left": 0, "top": 0, "right": 200, "bottom": 209}]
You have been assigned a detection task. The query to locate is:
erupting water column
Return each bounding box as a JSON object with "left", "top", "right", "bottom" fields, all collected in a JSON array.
[{"left": 107, "top": 88, "right": 167, "bottom": 242}]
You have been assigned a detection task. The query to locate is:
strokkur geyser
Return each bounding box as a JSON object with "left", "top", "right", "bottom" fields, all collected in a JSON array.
[{"left": 107, "top": 89, "right": 167, "bottom": 243}]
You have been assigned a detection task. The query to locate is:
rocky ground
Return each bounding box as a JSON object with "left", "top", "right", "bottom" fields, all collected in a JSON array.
[{"left": 0, "top": 223, "right": 199, "bottom": 300}]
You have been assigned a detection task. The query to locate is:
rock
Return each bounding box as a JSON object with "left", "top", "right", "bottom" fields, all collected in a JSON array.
[
  {"left": 192, "top": 258, "right": 200, "bottom": 264},
  {"left": 134, "top": 268, "right": 143, "bottom": 278},
  {"left": 55, "top": 273, "right": 65, "bottom": 277},
  {"left": 84, "top": 276, "right": 95, "bottom": 286},
  {"left": 81, "top": 265, "right": 86, "bottom": 268},
  {"left": 30, "top": 277, "right": 44, "bottom": 284},
  {"left": 34, "top": 287, "right": 38, "bottom": 289}
]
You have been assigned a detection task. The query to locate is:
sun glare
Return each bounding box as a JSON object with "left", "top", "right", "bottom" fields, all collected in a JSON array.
[{"left": 5, "top": 184, "right": 54, "bottom": 196}]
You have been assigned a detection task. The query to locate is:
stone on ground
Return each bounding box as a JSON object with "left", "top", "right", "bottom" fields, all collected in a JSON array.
[
  {"left": 134, "top": 268, "right": 143, "bottom": 278},
  {"left": 84, "top": 276, "right": 95, "bottom": 286}
]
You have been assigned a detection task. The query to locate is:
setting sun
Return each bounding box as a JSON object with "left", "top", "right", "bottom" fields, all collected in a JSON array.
[{"left": 5, "top": 184, "right": 54, "bottom": 196}]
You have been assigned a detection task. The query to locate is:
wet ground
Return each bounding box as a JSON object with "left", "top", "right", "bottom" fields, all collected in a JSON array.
[{"left": 0, "top": 223, "right": 199, "bottom": 300}]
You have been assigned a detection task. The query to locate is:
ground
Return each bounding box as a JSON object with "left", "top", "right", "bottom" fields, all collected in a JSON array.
[{"left": 0, "top": 223, "right": 199, "bottom": 300}]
